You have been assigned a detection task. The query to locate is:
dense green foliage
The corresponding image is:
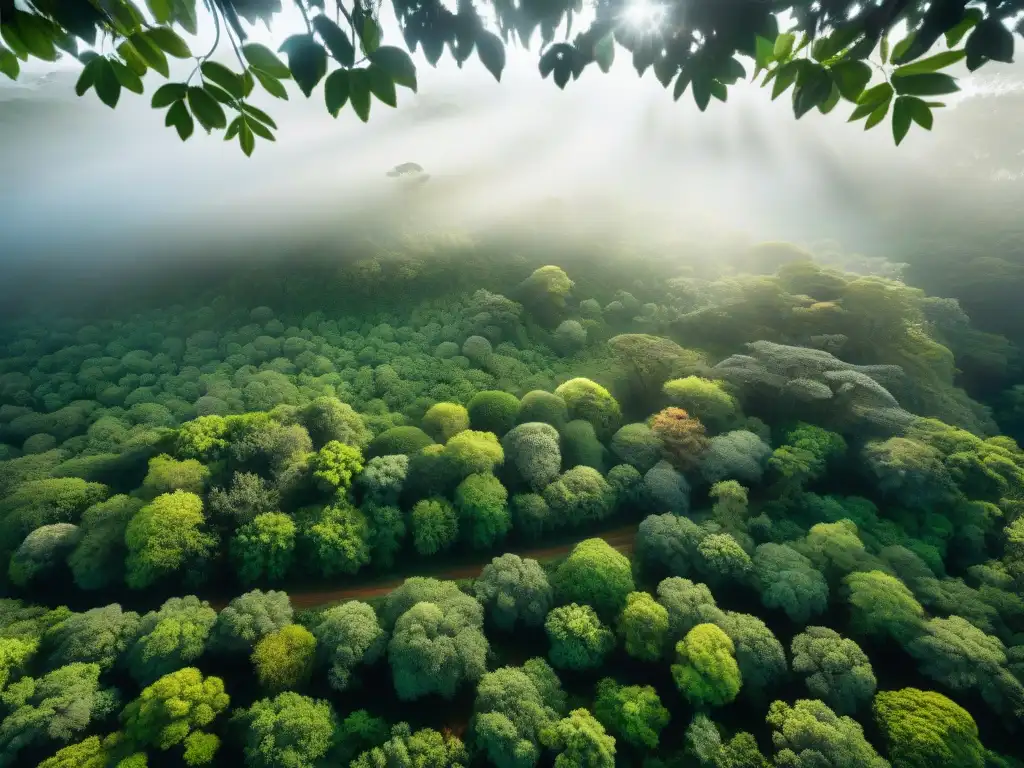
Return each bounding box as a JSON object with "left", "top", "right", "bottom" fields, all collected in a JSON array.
[{"left": 0, "top": 244, "right": 1022, "bottom": 766}]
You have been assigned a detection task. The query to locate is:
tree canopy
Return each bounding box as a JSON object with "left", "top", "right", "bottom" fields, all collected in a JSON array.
[{"left": 3, "top": 0, "right": 1018, "bottom": 157}]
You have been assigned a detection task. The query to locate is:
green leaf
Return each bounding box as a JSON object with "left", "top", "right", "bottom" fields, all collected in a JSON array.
[
  {"left": 892, "top": 49, "right": 966, "bottom": 76},
  {"left": 165, "top": 99, "right": 194, "bottom": 140},
  {"left": 865, "top": 99, "right": 890, "bottom": 129},
  {"left": 151, "top": 82, "right": 186, "bottom": 108},
  {"left": 792, "top": 63, "right": 832, "bottom": 119},
  {"left": 594, "top": 33, "right": 614, "bottom": 73},
  {"left": 880, "top": 33, "right": 890, "bottom": 64},
  {"left": 279, "top": 34, "right": 328, "bottom": 97},
  {"left": 847, "top": 101, "right": 876, "bottom": 122},
  {"left": 146, "top": 26, "right": 191, "bottom": 59},
  {"left": 75, "top": 56, "right": 102, "bottom": 96},
  {"left": 187, "top": 85, "right": 227, "bottom": 131},
  {"left": 367, "top": 64, "right": 397, "bottom": 107},
  {"left": 239, "top": 121, "right": 255, "bottom": 156},
  {"left": 252, "top": 68, "right": 289, "bottom": 100},
  {"left": 476, "top": 29, "right": 505, "bottom": 82},
  {"left": 241, "top": 68, "right": 254, "bottom": 97},
  {"left": 890, "top": 32, "right": 917, "bottom": 64},
  {"left": 946, "top": 9, "right": 983, "bottom": 48},
  {"left": 116, "top": 41, "right": 148, "bottom": 76},
  {"left": 830, "top": 60, "right": 871, "bottom": 101},
  {"left": 173, "top": 0, "right": 198, "bottom": 35},
  {"left": 773, "top": 32, "right": 795, "bottom": 60},
  {"left": 225, "top": 115, "right": 243, "bottom": 141},
  {"left": 812, "top": 25, "right": 862, "bottom": 62},
  {"left": 0, "top": 47, "right": 19, "bottom": 80},
  {"left": 843, "top": 35, "right": 875, "bottom": 61},
  {"left": 245, "top": 116, "right": 275, "bottom": 141},
  {"left": 370, "top": 46, "right": 417, "bottom": 91},
  {"left": 892, "top": 73, "right": 959, "bottom": 96},
  {"left": 709, "top": 79, "right": 727, "bottom": 102},
  {"left": 201, "top": 61, "right": 244, "bottom": 99},
  {"left": 818, "top": 82, "right": 841, "bottom": 114},
  {"left": 892, "top": 95, "right": 912, "bottom": 145},
  {"left": 129, "top": 32, "right": 169, "bottom": 77},
  {"left": 771, "top": 60, "right": 799, "bottom": 100},
  {"left": 360, "top": 16, "right": 381, "bottom": 56},
  {"left": 146, "top": 0, "right": 172, "bottom": 24},
  {"left": 692, "top": 77, "right": 711, "bottom": 111},
  {"left": 6, "top": 10, "right": 57, "bottom": 61},
  {"left": 857, "top": 82, "right": 893, "bottom": 105},
  {"left": 111, "top": 59, "right": 143, "bottom": 94},
  {"left": 754, "top": 35, "right": 775, "bottom": 72},
  {"left": 902, "top": 95, "right": 933, "bottom": 129},
  {"left": 240, "top": 102, "right": 277, "bottom": 129},
  {"left": 202, "top": 82, "right": 236, "bottom": 105},
  {"left": 312, "top": 14, "right": 355, "bottom": 67},
  {"left": 966, "top": 19, "right": 1014, "bottom": 65},
  {"left": 94, "top": 58, "right": 121, "bottom": 108},
  {"left": 672, "top": 69, "right": 690, "bottom": 101},
  {"left": 349, "top": 68, "right": 371, "bottom": 122},
  {"left": 106, "top": 0, "right": 146, "bottom": 35},
  {"left": 243, "top": 43, "right": 292, "bottom": 79},
  {"left": 718, "top": 58, "right": 746, "bottom": 85},
  {"left": 324, "top": 67, "right": 350, "bottom": 117}
]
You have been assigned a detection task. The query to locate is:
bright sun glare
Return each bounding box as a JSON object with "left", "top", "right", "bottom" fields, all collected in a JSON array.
[{"left": 622, "top": 0, "right": 667, "bottom": 32}]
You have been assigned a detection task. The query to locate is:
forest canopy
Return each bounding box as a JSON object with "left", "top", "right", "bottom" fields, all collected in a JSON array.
[{"left": 1, "top": 0, "right": 1021, "bottom": 154}]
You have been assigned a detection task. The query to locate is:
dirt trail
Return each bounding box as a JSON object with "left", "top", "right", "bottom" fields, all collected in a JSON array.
[{"left": 275, "top": 524, "right": 638, "bottom": 612}]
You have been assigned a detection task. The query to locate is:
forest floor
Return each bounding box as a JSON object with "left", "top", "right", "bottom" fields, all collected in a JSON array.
[{"left": 246, "top": 524, "right": 639, "bottom": 612}]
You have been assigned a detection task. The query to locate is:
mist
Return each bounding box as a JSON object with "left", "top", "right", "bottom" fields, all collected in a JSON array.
[{"left": 1, "top": 3, "right": 1023, "bottom": 298}]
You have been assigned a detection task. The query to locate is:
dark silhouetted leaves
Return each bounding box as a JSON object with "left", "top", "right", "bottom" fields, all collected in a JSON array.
[
  {"left": 202, "top": 61, "right": 244, "bottom": 99},
  {"left": 243, "top": 43, "right": 291, "bottom": 79},
  {"left": 830, "top": 60, "right": 871, "bottom": 101},
  {"left": 892, "top": 95, "right": 912, "bottom": 145},
  {"left": 349, "top": 68, "right": 371, "bottom": 122},
  {"left": 111, "top": 60, "right": 143, "bottom": 94},
  {"left": 370, "top": 46, "right": 417, "bottom": 91},
  {"left": 165, "top": 99, "right": 194, "bottom": 140},
  {"left": 279, "top": 34, "right": 328, "bottom": 97},
  {"left": 129, "top": 32, "right": 169, "bottom": 77},
  {"left": 93, "top": 58, "right": 121, "bottom": 108},
  {"left": 476, "top": 29, "right": 505, "bottom": 81},
  {"left": 890, "top": 32, "right": 916, "bottom": 64},
  {"left": 360, "top": 16, "right": 381, "bottom": 56},
  {"left": 966, "top": 18, "right": 1014, "bottom": 70},
  {"left": 892, "top": 73, "right": 959, "bottom": 96},
  {"left": 151, "top": 82, "right": 186, "bottom": 108},
  {"left": 146, "top": 26, "right": 191, "bottom": 58},
  {"left": 324, "top": 68, "right": 350, "bottom": 116},
  {"left": 945, "top": 8, "right": 982, "bottom": 47},
  {"left": 75, "top": 56, "right": 103, "bottom": 96},
  {"left": 893, "top": 50, "right": 966, "bottom": 77},
  {"left": 187, "top": 85, "right": 227, "bottom": 131},
  {"left": 253, "top": 68, "right": 289, "bottom": 99},
  {"left": 595, "top": 33, "right": 614, "bottom": 73},
  {"left": 313, "top": 14, "right": 355, "bottom": 67},
  {"left": 793, "top": 63, "right": 832, "bottom": 119},
  {"left": 368, "top": 64, "right": 396, "bottom": 107}
]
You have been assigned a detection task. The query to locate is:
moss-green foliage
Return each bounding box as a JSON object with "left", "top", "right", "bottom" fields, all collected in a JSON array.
[
  {"left": 544, "top": 466, "right": 616, "bottom": 529},
  {"left": 421, "top": 402, "right": 470, "bottom": 443},
  {"left": 454, "top": 473, "right": 511, "bottom": 550},
  {"left": 122, "top": 667, "right": 229, "bottom": 752},
  {"left": 501, "top": 422, "right": 562, "bottom": 491},
  {"left": 124, "top": 491, "right": 216, "bottom": 589},
  {"left": 475, "top": 554, "right": 553, "bottom": 631},
  {"left": 300, "top": 502, "right": 370, "bottom": 577},
  {"left": 411, "top": 497, "right": 458, "bottom": 556},
  {"left": 310, "top": 441, "right": 364, "bottom": 493},
  {"left": 8, "top": 523, "right": 81, "bottom": 587},
  {"left": 791, "top": 627, "right": 876, "bottom": 715},
  {"left": 311, "top": 601, "right": 385, "bottom": 692},
  {"left": 124, "top": 596, "right": 217, "bottom": 685},
  {"left": 561, "top": 419, "right": 608, "bottom": 472},
  {"left": 671, "top": 623, "right": 742, "bottom": 708},
  {"left": 67, "top": 495, "right": 144, "bottom": 590},
  {"left": 873, "top": 688, "right": 985, "bottom": 768},
  {"left": 552, "top": 538, "right": 634, "bottom": 619},
  {"left": 252, "top": 624, "right": 316, "bottom": 692},
  {"left": 517, "top": 390, "right": 569, "bottom": 429},
  {"left": 367, "top": 426, "right": 435, "bottom": 458},
  {"left": 610, "top": 423, "right": 664, "bottom": 473},
  {"left": 593, "top": 678, "right": 670, "bottom": 749},
  {"left": 238, "top": 692, "right": 338, "bottom": 768},
  {"left": 554, "top": 378, "right": 622, "bottom": 440},
  {"left": 617, "top": 591, "right": 669, "bottom": 662},
  {"left": 766, "top": 699, "right": 889, "bottom": 767},
  {"left": 231, "top": 513, "right": 297, "bottom": 584},
  {"left": 468, "top": 391, "right": 521, "bottom": 436},
  {"left": 540, "top": 708, "right": 615, "bottom": 768},
  {"left": 545, "top": 603, "right": 615, "bottom": 670},
  {"left": 209, "top": 590, "right": 293, "bottom": 654},
  {"left": 663, "top": 377, "right": 741, "bottom": 433},
  {"left": 352, "top": 722, "right": 468, "bottom": 768}
]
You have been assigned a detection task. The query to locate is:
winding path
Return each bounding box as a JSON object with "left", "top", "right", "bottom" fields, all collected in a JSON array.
[{"left": 253, "top": 524, "right": 638, "bottom": 612}]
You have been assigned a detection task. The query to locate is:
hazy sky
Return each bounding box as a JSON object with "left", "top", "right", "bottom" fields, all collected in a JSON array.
[{"left": 1, "top": 3, "right": 1022, "bottom": 274}]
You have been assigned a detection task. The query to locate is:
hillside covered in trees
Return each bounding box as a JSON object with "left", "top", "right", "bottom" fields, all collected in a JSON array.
[{"left": 0, "top": 233, "right": 1022, "bottom": 767}]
